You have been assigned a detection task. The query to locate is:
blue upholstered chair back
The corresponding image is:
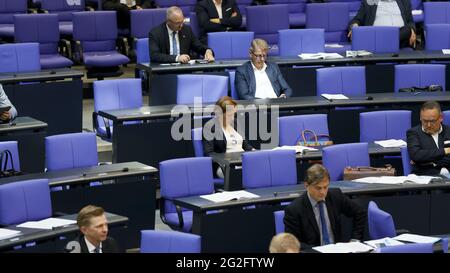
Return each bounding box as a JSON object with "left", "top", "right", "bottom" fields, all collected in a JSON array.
[
  {"left": 360, "top": 110, "right": 411, "bottom": 142},
  {"left": 191, "top": 128, "right": 204, "bottom": 158},
  {"left": 140, "top": 230, "right": 201, "bottom": 253},
  {"left": 278, "top": 29, "right": 325, "bottom": 56},
  {"left": 351, "top": 26, "right": 399, "bottom": 54},
  {"left": 322, "top": 142, "right": 370, "bottom": 181},
  {"left": 316, "top": 66, "right": 366, "bottom": 96},
  {"left": 401, "top": 146, "right": 412, "bottom": 176},
  {"left": 45, "top": 132, "right": 98, "bottom": 171},
  {"left": 443, "top": 110, "right": 450, "bottom": 126},
  {"left": 306, "top": 3, "right": 349, "bottom": 43},
  {"left": 136, "top": 38, "right": 149, "bottom": 63},
  {"left": 207, "top": 31, "right": 254, "bottom": 60},
  {"left": 0, "top": 179, "right": 52, "bottom": 225},
  {"left": 0, "top": 141, "right": 20, "bottom": 171},
  {"left": 0, "top": 43, "right": 41, "bottom": 73},
  {"left": 394, "top": 64, "right": 446, "bottom": 93},
  {"left": 424, "top": 2, "right": 450, "bottom": 25},
  {"left": 93, "top": 78, "right": 143, "bottom": 138},
  {"left": 176, "top": 74, "right": 228, "bottom": 104},
  {"left": 130, "top": 8, "right": 166, "bottom": 39},
  {"left": 425, "top": 24, "right": 450, "bottom": 50},
  {"left": 242, "top": 150, "right": 297, "bottom": 189},
  {"left": 274, "top": 210, "right": 285, "bottom": 234},
  {"left": 278, "top": 114, "right": 329, "bottom": 146},
  {"left": 0, "top": 0, "right": 27, "bottom": 24},
  {"left": 368, "top": 201, "right": 396, "bottom": 240},
  {"left": 73, "top": 11, "right": 117, "bottom": 52},
  {"left": 159, "top": 157, "right": 214, "bottom": 231}
]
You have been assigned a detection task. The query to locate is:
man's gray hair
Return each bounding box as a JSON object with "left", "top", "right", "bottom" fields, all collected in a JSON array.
[
  {"left": 305, "top": 164, "right": 330, "bottom": 185},
  {"left": 250, "top": 38, "right": 269, "bottom": 52},
  {"left": 166, "top": 6, "right": 183, "bottom": 20}
]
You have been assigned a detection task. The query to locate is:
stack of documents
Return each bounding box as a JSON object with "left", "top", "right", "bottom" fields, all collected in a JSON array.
[
  {"left": 325, "top": 44, "right": 344, "bottom": 48},
  {"left": 0, "top": 228, "right": 21, "bottom": 241},
  {"left": 321, "top": 94, "right": 349, "bottom": 100},
  {"left": 352, "top": 174, "right": 439, "bottom": 184},
  {"left": 393, "top": 234, "right": 442, "bottom": 244},
  {"left": 17, "top": 218, "right": 76, "bottom": 230},
  {"left": 442, "top": 49, "right": 450, "bottom": 55},
  {"left": 346, "top": 50, "right": 373, "bottom": 57},
  {"left": 273, "top": 145, "right": 318, "bottom": 154},
  {"left": 200, "top": 190, "right": 259, "bottom": 203},
  {"left": 313, "top": 242, "right": 374, "bottom": 253},
  {"left": 298, "top": 53, "right": 343, "bottom": 60},
  {"left": 374, "top": 139, "right": 407, "bottom": 148},
  {"left": 364, "top": 237, "right": 404, "bottom": 248}
]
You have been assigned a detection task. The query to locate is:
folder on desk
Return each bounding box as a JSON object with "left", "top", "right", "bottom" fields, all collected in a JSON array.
[
  {"left": 0, "top": 228, "right": 21, "bottom": 241},
  {"left": 200, "top": 190, "right": 259, "bottom": 203},
  {"left": 17, "top": 218, "right": 76, "bottom": 230}
]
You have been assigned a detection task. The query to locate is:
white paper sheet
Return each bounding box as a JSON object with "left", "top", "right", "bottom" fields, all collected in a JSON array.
[
  {"left": 364, "top": 237, "right": 404, "bottom": 248},
  {"left": 353, "top": 174, "right": 438, "bottom": 185},
  {"left": 313, "top": 242, "right": 374, "bottom": 253},
  {"left": 298, "top": 53, "right": 344, "bottom": 60},
  {"left": 321, "top": 94, "right": 349, "bottom": 100},
  {"left": 200, "top": 190, "right": 260, "bottom": 203},
  {"left": 17, "top": 218, "right": 76, "bottom": 230},
  {"left": 0, "top": 228, "right": 21, "bottom": 241},
  {"left": 374, "top": 139, "right": 407, "bottom": 148},
  {"left": 273, "top": 145, "right": 318, "bottom": 154},
  {"left": 393, "top": 233, "right": 441, "bottom": 244}
]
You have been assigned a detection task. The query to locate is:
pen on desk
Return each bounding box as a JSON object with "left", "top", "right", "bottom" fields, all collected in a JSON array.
[{"left": 413, "top": 91, "right": 422, "bottom": 95}]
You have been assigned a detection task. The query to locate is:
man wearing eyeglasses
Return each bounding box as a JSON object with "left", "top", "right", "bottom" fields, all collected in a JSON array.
[
  {"left": 235, "top": 39, "right": 292, "bottom": 100},
  {"left": 149, "top": 6, "right": 215, "bottom": 64},
  {"left": 407, "top": 101, "right": 450, "bottom": 175}
]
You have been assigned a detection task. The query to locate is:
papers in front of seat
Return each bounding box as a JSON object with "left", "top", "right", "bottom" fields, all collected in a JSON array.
[
  {"left": 393, "top": 233, "right": 441, "bottom": 244},
  {"left": 0, "top": 228, "right": 21, "bottom": 241},
  {"left": 313, "top": 242, "right": 374, "bottom": 253},
  {"left": 346, "top": 50, "right": 373, "bottom": 58},
  {"left": 364, "top": 237, "right": 404, "bottom": 248},
  {"left": 321, "top": 94, "right": 349, "bottom": 100},
  {"left": 412, "top": 10, "right": 423, "bottom": 15},
  {"left": 200, "top": 190, "right": 260, "bottom": 203},
  {"left": 325, "top": 43, "right": 344, "bottom": 48},
  {"left": 352, "top": 174, "right": 439, "bottom": 185},
  {"left": 17, "top": 218, "right": 76, "bottom": 230},
  {"left": 374, "top": 139, "right": 407, "bottom": 148},
  {"left": 442, "top": 49, "right": 450, "bottom": 55},
  {"left": 298, "top": 53, "right": 344, "bottom": 60},
  {"left": 273, "top": 145, "right": 318, "bottom": 154}
]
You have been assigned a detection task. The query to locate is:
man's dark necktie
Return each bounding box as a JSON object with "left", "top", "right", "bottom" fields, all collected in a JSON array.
[
  {"left": 93, "top": 246, "right": 101, "bottom": 253},
  {"left": 172, "top": 31, "right": 178, "bottom": 56},
  {"left": 319, "top": 201, "right": 331, "bottom": 245}
]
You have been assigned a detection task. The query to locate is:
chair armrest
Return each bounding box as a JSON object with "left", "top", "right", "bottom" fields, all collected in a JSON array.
[
  {"left": 27, "top": 8, "right": 38, "bottom": 13},
  {"left": 92, "top": 112, "right": 112, "bottom": 139},
  {"left": 59, "top": 39, "right": 73, "bottom": 60},
  {"left": 175, "top": 205, "right": 185, "bottom": 230},
  {"left": 74, "top": 40, "right": 84, "bottom": 64},
  {"left": 116, "top": 37, "right": 130, "bottom": 58}
]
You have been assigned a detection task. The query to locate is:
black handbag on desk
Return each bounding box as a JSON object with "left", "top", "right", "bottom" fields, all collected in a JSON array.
[{"left": 0, "top": 149, "right": 22, "bottom": 177}]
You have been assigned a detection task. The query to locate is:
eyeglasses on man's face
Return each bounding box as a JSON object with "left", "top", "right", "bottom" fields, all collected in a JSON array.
[{"left": 250, "top": 51, "right": 267, "bottom": 59}]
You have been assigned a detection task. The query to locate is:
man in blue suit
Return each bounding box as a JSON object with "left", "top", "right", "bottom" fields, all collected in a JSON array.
[{"left": 235, "top": 39, "right": 292, "bottom": 100}]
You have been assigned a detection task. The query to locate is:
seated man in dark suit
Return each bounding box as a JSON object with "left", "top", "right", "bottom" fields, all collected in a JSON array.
[
  {"left": 196, "top": 0, "right": 242, "bottom": 44},
  {"left": 66, "top": 205, "right": 120, "bottom": 253},
  {"left": 284, "top": 164, "right": 366, "bottom": 250},
  {"left": 102, "top": 0, "right": 157, "bottom": 29},
  {"left": 235, "top": 38, "right": 292, "bottom": 100},
  {"left": 149, "top": 6, "right": 215, "bottom": 64},
  {"left": 0, "top": 84, "right": 17, "bottom": 122},
  {"left": 348, "top": 0, "right": 416, "bottom": 48},
  {"left": 407, "top": 101, "right": 450, "bottom": 175}
]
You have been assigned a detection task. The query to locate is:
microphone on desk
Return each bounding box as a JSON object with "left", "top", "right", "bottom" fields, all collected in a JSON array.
[{"left": 365, "top": 96, "right": 373, "bottom": 101}]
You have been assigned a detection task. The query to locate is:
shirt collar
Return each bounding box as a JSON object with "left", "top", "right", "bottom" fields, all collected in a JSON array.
[
  {"left": 421, "top": 125, "right": 443, "bottom": 136},
  {"left": 307, "top": 191, "right": 319, "bottom": 208},
  {"left": 251, "top": 62, "right": 267, "bottom": 72},
  {"left": 166, "top": 24, "right": 175, "bottom": 35},
  {"left": 84, "top": 236, "right": 102, "bottom": 253}
]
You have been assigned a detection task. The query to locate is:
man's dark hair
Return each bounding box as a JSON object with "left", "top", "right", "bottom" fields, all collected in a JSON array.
[
  {"left": 421, "top": 101, "right": 441, "bottom": 113},
  {"left": 305, "top": 164, "right": 330, "bottom": 185}
]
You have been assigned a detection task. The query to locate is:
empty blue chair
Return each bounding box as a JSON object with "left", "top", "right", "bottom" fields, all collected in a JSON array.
[
  {"left": 136, "top": 38, "right": 149, "bottom": 63},
  {"left": 0, "top": 0, "right": 28, "bottom": 39},
  {"left": 423, "top": 2, "right": 450, "bottom": 25},
  {"left": 323, "top": 143, "right": 370, "bottom": 181},
  {"left": 207, "top": 32, "right": 254, "bottom": 60},
  {"left": 278, "top": 29, "right": 325, "bottom": 56},
  {"left": 269, "top": 0, "right": 307, "bottom": 28},
  {"left": 242, "top": 149, "right": 297, "bottom": 189},
  {"left": 379, "top": 243, "right": 433, "bottom": 253},
  {"left": 72, "top": 11, "right": 130, "bottom": 77},
  {"left": 278, "top": 114, "right": 330, "bottom": 146},
  {"left": 394, "top": 64, "right": 446, "bottom": 93},
  {"left": 159, "top": 157, "right": 215, "bottom": 232},
  {"left": 328, "top": 0, "right": 360, "bottom": 18},
  {"left": 14, "top": 14, "right": 73, "bottom": 69},
  {"left": 360, "top": 111, "right": 411, "bottom": 142},
  {"left": 443, "top": 110, "right": 450, "bottom": 126},
  {"left": 0, "top": 179, "right": 51, "bottom": 225},
  {"left": 316, "top": 66, "right": 366, "bottom": 96},
  {"left": 0, "top": 43, "right": 41, "bottom": 73},
  {"left": 274, "top": 210, "right": 285, "bottom": 234},
  {"left": 0, "top": 141, "right": 20, "bottom": 172},
  {"left": 45, "top": 132, "right": 98, "bottom": 171},
  {"left": 401, "top": 146, "right": 412, "bottom": 176},
  {"left": 246, "top": 4, "right": 290, "bottom": 55},
  {"left": 368, "top": 201, "right": 396, "bottom": 240},
  {"left": 93, "top": 79, "right": 143, "bottom": 140},
  {"left": 140, "top": 230, "right": 201, "bottom": 253},
  {"left": 425, "top": 24, "right": 450, "bottom": 51},
  {"left": 155, "top": 0, "right": 196, "bottom": 17},
  {"left": 176, "top": 74, "right": 228, "bottom": 104},
  {"left": 130, "top": 8, "right": 166, "bottom": 40},
  {"left": 306, "top": 3, "right": 351, "bottom": 54},
  {"left": 40, "top": 0, "right": 86, "bottom": 36},
  {"left": 351, "top": 26, "right": 399, "bottom": 54}
]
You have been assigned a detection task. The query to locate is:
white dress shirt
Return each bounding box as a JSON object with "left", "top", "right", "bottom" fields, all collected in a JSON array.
[
  {"left": 422, "top": 126, "right": 449, "bottom": 174},
  {"left": 373, "top": 0, "right": 405, "bottom": 27},
  {"left": 120, "top": 0, "right": 135, "bottom": 7},
  {"left": 166, "top": 24, "right": 181, "bottom": 62},
  {"left": 84, "top": 237, "right": 103, "bottom": 253},
  {"left": 223, "top": 126, "right": 245, "bottom": 153},
  {"left": 252, "top": 63, "right": 277, "bottom": 99},
  {"left": 213, "top": 0, "right": 223, "bottom": 19}
]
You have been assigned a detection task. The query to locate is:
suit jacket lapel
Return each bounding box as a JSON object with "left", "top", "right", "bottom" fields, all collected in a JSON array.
[
  {"left": 163, "top": 24, "right": 170, "bottom": 55},
  {"left": 325, "top": 196, "right": 337, "bottom": 239},
  {"left": 303, "top": 196, "right": 320, "bottom": 237},
  {"left": 396, "top": 0, "right": 407, "bottom": 22},
  {"left": 246, "top": 62, "right": 257, "bottom": 96}
]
